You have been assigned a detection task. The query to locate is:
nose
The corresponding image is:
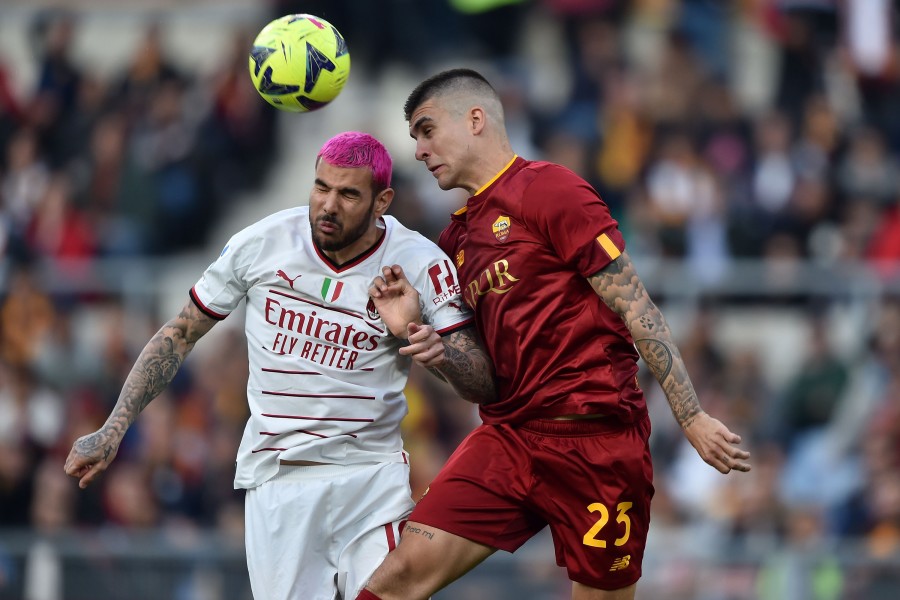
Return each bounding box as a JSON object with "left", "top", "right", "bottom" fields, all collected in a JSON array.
[
  {"left": 415, "top": 140, "right": 429, "bottom": 162},
  {"left": 321, "top": 190, "right": 339, "bottom": 214}
]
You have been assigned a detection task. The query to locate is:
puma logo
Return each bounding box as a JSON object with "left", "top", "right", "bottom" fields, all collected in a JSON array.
[
  {"left": 275, "top": 270, "right": 301, "bottom": 290},
  {"left": 448, "top": 301, "right": 464, "bottom": 312}
]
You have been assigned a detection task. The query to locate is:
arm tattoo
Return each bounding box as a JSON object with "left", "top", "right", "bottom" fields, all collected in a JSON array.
[
  {"left": 426, "top": 367, "right": 447, "bottom": 382},
  {"left": 588, "top": 253, "right": 703, "bottom": 428},
  {"left": 433, "top": 328, "right": 496, "bottom": 404},
  {"left": 79, "top": 302, "right": 218, "bottom": 454}
]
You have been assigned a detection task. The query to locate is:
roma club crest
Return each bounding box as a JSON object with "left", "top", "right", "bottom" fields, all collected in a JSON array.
[{"left": 492, "top": 215, "right": 511, "bottom": 243}]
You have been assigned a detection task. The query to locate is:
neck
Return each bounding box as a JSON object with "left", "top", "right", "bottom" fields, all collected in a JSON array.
[
  {"left": 320, "top": 223, "right": 384, "bottom": 266},
  {"left": 464, "top": 148, "right": 516, "bottom": 196}
]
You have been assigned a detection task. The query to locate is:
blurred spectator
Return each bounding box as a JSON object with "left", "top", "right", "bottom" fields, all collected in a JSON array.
[
  {"left": 837, "top": 126, "right": 899, "bottom": 207},
  {"left": 776, "top": 317, "right": 849, "bottom": 447},
  {"left": 27, "top": 173, "right": 96, "bottom": 261},
  {"left": 0, "top": 62, "right": 22, "bottom": 151},
  {"left": 30, "top": 458, "right": 75, "bottom": 533},
  {"left": 102, "top": 464, "right": 160, "bottom": 529},
  {"left": 0, "top": 439, "right": 33, "bottom": 527},
  {"left": 594, "top": 69, "right": 652, "bottom": 217},
  {"left": 842, "top": 0, "right": 900, "bottom": 142},
  {"left": 129, "top": 79, "right": 202, "bottom": 251},
  {"left": 2, "top": 128, "right": 49, "bottom": 233},
  {"left": 773, "top": 7, "right": 833, "bottom": 126},
  {"left": 755, "top": 507, "right": 844, "bottom": 600},
  {"left": 0, "top": 269, "right": 55, "bottom": 368},
  {"left": 29, "top": 12, "right": 82, "bottom": 169},
  {"left": 197, "top": 30, "right": 278, "bottom": 208},
  {"left": 644, "top": 131, "right": 729, "bottom": 281},
  {"left": 867, "top": 199, "right": 900, "bottom": 278},
  {"left": 116, "top": 23, "right": 183, "bottom": 121},
  {"left": 732, "top": 109, "right": 798, "bottom": 258},
  {"left": 0, "top": 364, "right": 65, "bottom": 452}
]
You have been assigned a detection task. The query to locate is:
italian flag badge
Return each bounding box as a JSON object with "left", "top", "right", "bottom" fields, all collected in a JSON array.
[{"left": 321, "top": 277, "right": 344, "bottom": 302}]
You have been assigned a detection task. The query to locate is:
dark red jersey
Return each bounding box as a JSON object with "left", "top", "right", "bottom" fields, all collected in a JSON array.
[{"left": 438, "top": 156, "right": 646, "bottom": 424}]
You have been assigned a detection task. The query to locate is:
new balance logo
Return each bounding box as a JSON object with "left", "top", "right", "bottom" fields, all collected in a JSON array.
[
  {"left": 609, "top": 556, "right": 631, "bottom": 572},
  {"left": 275, "top": 270, "right": 301, "bottom": 290}
]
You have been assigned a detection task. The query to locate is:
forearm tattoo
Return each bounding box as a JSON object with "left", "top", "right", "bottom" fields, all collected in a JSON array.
[
  {"left": 588, "top": 253, "right": 703, "bottom": 428},
  {"left": 75, "top": 302, "right": 216, "bottom": 459},
  {"left": 434, "top": 328, "right": 496, "bottom": 404}
]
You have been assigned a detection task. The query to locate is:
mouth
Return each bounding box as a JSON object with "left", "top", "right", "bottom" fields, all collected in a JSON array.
[
  {"left": 316, "top": 219, "right": 340, "bottom": 234},
  {"left": 428, "top": 164, "right": 444, "bottom": 177}
]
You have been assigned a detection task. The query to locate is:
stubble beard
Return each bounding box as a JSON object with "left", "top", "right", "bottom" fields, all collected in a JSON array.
[{"left": 311, "top": 203, "right": 375, "bottom": 253}]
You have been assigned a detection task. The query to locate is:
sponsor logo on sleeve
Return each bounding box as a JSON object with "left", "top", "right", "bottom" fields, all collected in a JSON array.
[{"left": 428, "top": 259, "right": 462, "bottom": 306}]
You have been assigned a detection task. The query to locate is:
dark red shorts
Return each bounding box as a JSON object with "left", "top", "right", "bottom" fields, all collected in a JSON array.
[{"left": 410, "top": 412, "right": 654, "bottom": 590}]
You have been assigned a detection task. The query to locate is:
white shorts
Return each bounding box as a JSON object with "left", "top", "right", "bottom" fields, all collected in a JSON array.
[{"left": 244, "top": 461, "right": 414, "bottom": 600}]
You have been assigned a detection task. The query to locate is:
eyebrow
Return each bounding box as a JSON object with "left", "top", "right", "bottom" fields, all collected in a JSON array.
[
  {"left": 409, "top": 116, "right": 433, "bottom": 138},
  {"left": 315, "top": 178, "right": 362, "bottom": 197}
]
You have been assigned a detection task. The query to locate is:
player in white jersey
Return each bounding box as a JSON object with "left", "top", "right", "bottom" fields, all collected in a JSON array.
[{"left": 64, "top": 132, "right": 495, "bottom": 600}]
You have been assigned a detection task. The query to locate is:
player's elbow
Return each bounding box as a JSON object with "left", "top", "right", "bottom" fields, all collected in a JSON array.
[{"left": 459, "top": 369, "right": 497, "bottom": 405}]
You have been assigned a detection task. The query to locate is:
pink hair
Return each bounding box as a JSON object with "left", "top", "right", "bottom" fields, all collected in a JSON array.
[{"left": 317, "top": 131, "right": 392, "bottom": 192}]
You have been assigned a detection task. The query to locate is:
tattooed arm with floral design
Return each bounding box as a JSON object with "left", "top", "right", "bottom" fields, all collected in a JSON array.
[
  {"left": 64, "top": 301, "right": 218, "bottom": 488},
  {"left": 588, "top": 251, "right": 750, "bottom": 474}
]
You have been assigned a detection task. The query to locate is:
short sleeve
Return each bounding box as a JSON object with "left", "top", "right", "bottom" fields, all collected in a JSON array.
[
  {"left": 411, "top": 252, "right": 474, "bottom": 336},
  {"left": 190, "top": 235, "right": 259, "bottom": 320},
  {"left": 521, "top": 165, "right": 625, "bottom": 277}
]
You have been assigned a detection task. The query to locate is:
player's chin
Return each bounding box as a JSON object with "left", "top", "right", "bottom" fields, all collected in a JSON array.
[
  {"left": 313, "top": 231, "right": 345, "bottom": 251},
  {"left": 434, "top": 172, "right": 456, "bottom": 191}
]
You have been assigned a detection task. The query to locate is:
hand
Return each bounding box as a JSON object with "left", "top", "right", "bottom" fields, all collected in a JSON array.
[
  {"left": 369, "top": 265, "right": 422, "bottom": 339},
  {"left": 682, "top": 412, "right": 751, "bottom": 474},
  {"left": 399, "top": 323, "right": 444, "bottom": 368},
  {"left": 64, "top": 428, "right": 121, "bottom": 489}
]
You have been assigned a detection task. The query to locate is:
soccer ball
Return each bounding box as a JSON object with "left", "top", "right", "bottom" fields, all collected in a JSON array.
[{"left": 248, "top": 14, "right": 350, "bottom": 112}]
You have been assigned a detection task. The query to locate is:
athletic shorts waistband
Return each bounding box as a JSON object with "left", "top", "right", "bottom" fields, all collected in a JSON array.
[{"left": 516, "top": 411, "right": 648, "bottom": 436}]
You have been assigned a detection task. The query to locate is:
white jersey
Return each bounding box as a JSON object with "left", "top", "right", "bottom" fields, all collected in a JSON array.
[{"left": 191, "top": 207, "right": 473, "bottom": 489}]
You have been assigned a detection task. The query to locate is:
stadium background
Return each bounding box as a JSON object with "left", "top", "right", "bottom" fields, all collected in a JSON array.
[{"left": 1, "top": 0, "right": 899, "bottom": 598}]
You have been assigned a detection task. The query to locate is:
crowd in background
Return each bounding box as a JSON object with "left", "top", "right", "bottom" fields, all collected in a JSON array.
[
  {"left": 0, "top": 12, "right": 277, "bottom": 262},
  {"left": 3, "top": 0, "right": 900, "bottom": 597}
]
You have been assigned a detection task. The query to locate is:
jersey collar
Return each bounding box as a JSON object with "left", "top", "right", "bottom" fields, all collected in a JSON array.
[
  {"left": 473, "top": 154, "right": 518, "bottom": 197},
  {"left": 453, "top": 154, "right": 519, "bottom": 220}
]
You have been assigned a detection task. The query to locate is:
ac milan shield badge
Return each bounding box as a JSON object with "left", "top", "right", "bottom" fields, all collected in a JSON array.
[{"left": 366, "top": 297, "right": 380, "bottom": 320}]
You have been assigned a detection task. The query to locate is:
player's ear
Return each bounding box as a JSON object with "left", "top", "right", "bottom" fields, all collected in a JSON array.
[
  {"left": 469, "top": 106, "right": 485, "bottom": 135},
  {"left": 374, "top": 187, "right": 393, "bottom": 217}
]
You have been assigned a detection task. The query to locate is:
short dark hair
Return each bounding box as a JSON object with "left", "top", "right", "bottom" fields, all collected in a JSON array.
[{"left": 404, "top": 68, "right": 497, "bottom": 121}]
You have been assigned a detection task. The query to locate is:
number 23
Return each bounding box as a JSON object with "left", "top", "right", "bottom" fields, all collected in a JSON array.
[{"left": 582, "top": 501, "right": 633, "bottom": 548}]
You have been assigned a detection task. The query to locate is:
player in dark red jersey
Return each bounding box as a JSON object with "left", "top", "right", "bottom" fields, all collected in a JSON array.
[{"left": 357, "top": 69, "right": 751, "bottom": 600}]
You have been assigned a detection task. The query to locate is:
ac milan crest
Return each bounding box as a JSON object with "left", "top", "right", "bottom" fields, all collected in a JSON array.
[{"left": 366, "top": 297, "right": 380, "bottom": 320}]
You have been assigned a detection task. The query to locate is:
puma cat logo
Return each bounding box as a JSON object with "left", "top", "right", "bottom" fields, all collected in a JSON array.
[{"left": 275, "top": 270, "right": 301, "bottom": 290}]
